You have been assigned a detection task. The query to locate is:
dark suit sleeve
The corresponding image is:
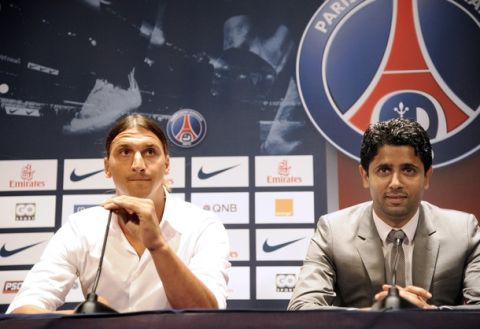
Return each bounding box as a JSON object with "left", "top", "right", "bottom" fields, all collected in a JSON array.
[{"left": 288, "top": 216, "right": 337, "bottom": 310}]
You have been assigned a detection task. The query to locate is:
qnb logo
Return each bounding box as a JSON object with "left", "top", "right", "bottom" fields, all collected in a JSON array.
[
  {"left": 275, "top": 273, "right": 297, "bottom": 293},
  {"left": 9, "top": 164, "right": 46, "bottom": 188},
  {"left": 3, "top": 281, "right": 23, "bottom": 294},
  {"left": 298, "top": 0, "right": 480, "bottom": 167},
  {"left": 73, "top": 204, "right": 96, "bottom": 213},
  {"left": 15, "top": 203, "right": 36, "bottom": 221},
  {"left": 266, "top": 160, "right": 302, "bottom": 184},
  {"left": 166, "top": 109, "right": 207, "bottom": 148},
  {"left": 203, "top": 203, "right": 238, "bottom": 213}
]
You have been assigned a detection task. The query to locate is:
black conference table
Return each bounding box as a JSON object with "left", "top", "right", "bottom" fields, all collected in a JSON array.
[{"left": 2, "top": 308, "right": 480, "bottom": 329}]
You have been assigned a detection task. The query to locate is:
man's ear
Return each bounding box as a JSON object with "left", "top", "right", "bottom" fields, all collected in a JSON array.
[
  {"left": 358, "top": 165, "right": 370, "bottom": 189},
  {"left": 165, "top": 155, "right": 170, "bottom": 175},
  {"left": 104, "top": 157, "right": 111, "bottom": 178},
  {"left": 424, "top": 166, "right": 433, "bottom": 190}
]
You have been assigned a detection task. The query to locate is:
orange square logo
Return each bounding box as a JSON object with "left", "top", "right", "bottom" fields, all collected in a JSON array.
[{"left": 275, "top": 199, "right": 293, "bottom": 216}]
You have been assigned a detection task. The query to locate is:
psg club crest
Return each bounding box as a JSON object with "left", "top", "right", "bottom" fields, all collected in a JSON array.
[
  {"left": 297, "top": 0, "right": 480, "bottom": 167},
  {"left": 166, "top": 109, "right": 207, "bottom": 148}
]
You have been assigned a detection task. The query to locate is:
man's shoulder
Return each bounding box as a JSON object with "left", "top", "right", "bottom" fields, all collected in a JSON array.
[
  {"left": 420, "top": 201, "right": 474, "bottom": 222},
  {"left": 420, "top": 201, "right": 478, "bottom": 237},
  {"left": 316, "top": 202, "right": 372, "bottom": 234}
]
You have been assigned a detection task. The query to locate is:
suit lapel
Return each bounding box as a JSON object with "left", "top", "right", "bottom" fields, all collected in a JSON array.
[
  {"left": 412, "top": 205, "right": 439, "bottom": 291},
  {"left": 354, "top": 208, "right": 385, "bottom": 295}
]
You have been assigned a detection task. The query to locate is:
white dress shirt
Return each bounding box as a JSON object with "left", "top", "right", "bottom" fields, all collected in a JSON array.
[
  {"left": 7, "top": 193, "right": 230, "bottom": 313},
  {"left": 373, "top": 208, "right": 419, "bottom": 286}
]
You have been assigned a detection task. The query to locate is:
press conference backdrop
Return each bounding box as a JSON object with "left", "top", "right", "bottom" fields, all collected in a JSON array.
[{"left": 0, "top": 0, "right": 479, "bottom": 312}]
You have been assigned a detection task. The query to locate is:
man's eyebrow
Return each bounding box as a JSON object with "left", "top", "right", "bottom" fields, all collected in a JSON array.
[
  {"left": 375, "top": 163, "right": 392, "bottom": 168},
  {"left": 112, "top": 142, "right": 161, "bottom": 149},
  {"left": 113, "top": 143, "right": 131, "bottom": 149},
  {"left": 401, "top": 163, "right": 419, "bottom": 168}
]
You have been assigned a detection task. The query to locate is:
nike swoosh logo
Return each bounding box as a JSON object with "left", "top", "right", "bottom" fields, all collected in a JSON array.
[
  {"left": 262, "top": 237, "right": 304, "bottom": 253},
  {"left": 70, "top": 169, "right": 104, "bottom": 182},
  {"left": 197, "top": 165, "right": 239, "bottom": 180},
  {"left": 0, "top": 242, "right": 44, "bottom": 258}
]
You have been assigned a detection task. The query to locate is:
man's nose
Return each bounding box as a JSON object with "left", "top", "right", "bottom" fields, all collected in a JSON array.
[
  {"left": 131, "top": 152, "right": 146, "bottom": 172},
  {"left": 389, "top": 171, "right": 402, "bottom": 188}
]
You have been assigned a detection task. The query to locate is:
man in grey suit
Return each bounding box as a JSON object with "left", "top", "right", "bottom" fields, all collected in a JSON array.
[{"left": 288, "top": 118, "right": 480, "bottom": 310}]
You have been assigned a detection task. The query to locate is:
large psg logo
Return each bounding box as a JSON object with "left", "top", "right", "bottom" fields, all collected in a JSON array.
[{"left": 297, "top": 0, "right": 480, "bottom": 167}]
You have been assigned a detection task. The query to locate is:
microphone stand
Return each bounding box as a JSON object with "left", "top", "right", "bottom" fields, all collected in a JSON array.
[
  {"left": 74, "top": 210, "right": 118, "bottom": 314},
  {"left": 372, "top": 236, "right": 418, "bottom": 310}
]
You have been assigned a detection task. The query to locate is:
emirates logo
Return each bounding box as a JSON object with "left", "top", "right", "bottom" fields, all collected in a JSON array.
[
  {"left": 277, "top": 160, "right": 291, "bottom": 176},
  {"left": 9, "top": 163, "right": 46, "bottom": 189},
  {"left": 21, "top": 164, "right": 35, "bottom": 181},
  {"left": 267, "top": 160, "right": 302, "bottom": 184}
]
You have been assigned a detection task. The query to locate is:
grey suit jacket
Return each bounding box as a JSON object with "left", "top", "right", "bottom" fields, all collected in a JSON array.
[{"left": 288, "top": 201, "right": 480, "bottom": 309}]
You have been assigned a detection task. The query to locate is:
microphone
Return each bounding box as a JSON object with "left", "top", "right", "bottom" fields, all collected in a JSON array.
[
  {"left": 74, "top": 210, "right": 118, "bottom": 314},
  {"left": 372, "top": 231, "right": 418, "bottom": 310}
]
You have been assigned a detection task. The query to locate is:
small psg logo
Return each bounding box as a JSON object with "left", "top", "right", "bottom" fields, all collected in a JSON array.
[
  {"left": 166, "top": 109, "right": 207, "bottom": 148},
  {"left": 297, "top": 0, "right": 480, "bottom": 167}
]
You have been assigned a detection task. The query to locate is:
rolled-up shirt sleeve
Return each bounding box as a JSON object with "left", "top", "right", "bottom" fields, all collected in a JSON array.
[
  {"left": 188, "top": 219, "right": 230, "bottom": 309},
  {"left": 6, "top": 221, "right": 81, "bottom": 313}
]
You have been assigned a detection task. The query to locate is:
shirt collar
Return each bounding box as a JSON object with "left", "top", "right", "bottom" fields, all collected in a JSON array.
[{"left": 372, "top": 207, "right": 419, "bottom": 246}]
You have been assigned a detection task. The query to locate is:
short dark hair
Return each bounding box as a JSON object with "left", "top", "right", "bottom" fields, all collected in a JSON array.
[
  {"left": 105, "top": 114, "right": 168, "bottom": 158},
  {"left": 360, "top": 118, "right": 432, "bottom": 173}
]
